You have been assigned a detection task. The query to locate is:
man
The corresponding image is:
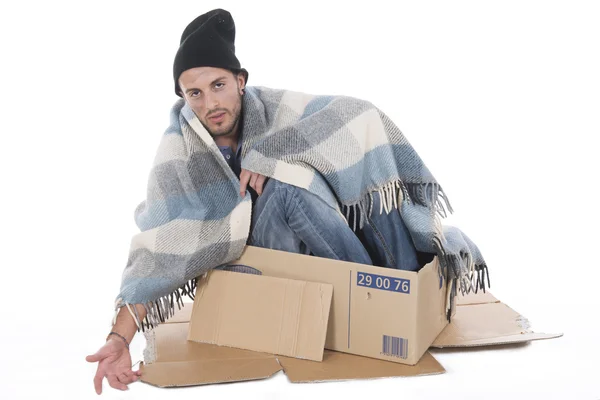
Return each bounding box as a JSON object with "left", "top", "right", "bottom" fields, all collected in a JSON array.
[
  {"left": 86, "top": 8, "right": 486, "bottom": 394},
  {"left": 177, "top": 62, "right": 420, "bottom": 267}
]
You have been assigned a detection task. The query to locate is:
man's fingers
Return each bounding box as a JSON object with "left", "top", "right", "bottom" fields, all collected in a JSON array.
[
  {"left": 240, "top": 169, "right": 251, "bottom": 196},
  {"left": 124, "top": 370, "right": 140, "bottom": 382},
  {"left": 107, "top": 374, "right": 128, "bottom": 391},
  {"left": 93, "top": 367, "right": 104, "bottom": 395},
  {"left": 243, "top": 171, "right": 267, "bottom": 195},
  {"left": 249, "top": 173, "right": 259, "bottom": 190},
  {"left": 117, "top": 373, "right": 128, "bottom": 384},
  {"left": 255, "top": 175, "right": 267, "bottom": 195},
  {"left": 118, "top": 372, "right": 137, "bottom": 385}
]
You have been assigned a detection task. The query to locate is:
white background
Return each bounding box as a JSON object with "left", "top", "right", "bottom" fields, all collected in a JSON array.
[{"left": 1, "top": 0, "right": 598, "bottom": 399}]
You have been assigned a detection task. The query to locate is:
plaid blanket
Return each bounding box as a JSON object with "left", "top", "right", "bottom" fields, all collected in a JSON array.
[{"left": 115, "top": 86, "right": 489, "bottom": 330}]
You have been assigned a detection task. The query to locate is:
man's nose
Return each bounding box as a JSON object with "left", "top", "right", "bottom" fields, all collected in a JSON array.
[{"left": 204, "top": 93, "right": 219, "bottom": 110}]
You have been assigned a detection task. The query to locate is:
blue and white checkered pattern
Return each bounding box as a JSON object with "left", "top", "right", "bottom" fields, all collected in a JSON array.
[{"left": 116, "top": 86, "right": 489, "bottom": 329}]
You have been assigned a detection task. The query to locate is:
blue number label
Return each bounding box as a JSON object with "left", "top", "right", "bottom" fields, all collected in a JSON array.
[{"left": 357, "top": 272, "right": 410, "bottom": 294}]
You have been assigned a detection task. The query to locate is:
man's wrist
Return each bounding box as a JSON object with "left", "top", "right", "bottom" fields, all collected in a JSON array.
[
  {"left": 106, "top": 331, "right": 130, "bottom": 350},
  {"left": 106, "top": 336, "right": 128, "bottom": 349},
  {"left": 111, "top": 305, "right": 143, "bottom": 343}
]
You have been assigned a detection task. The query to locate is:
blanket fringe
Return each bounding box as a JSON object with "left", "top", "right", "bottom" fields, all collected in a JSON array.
[
  {"left": 407, "top": 181, "right": 454, "bottom": 219},
  {"left": 340, "top": 180, "right": 402, "bottom": 232},
  {"left": 340, "top": 179, "right": 451, "bottom": 233},
  {"left": 432, "top": 233, "right": 490, "bottom": 321},
  {"left": 113, "top": 276, "right": 199, "bottom": 332}
]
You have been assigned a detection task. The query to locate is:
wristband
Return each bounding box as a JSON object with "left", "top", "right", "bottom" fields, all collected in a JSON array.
[{"left": 107, "top": 331, "right": 130, "bottom": 350}]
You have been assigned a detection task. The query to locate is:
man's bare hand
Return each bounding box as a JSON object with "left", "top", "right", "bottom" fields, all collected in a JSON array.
[
  {"left": 240, "top": 169, "right": 267, "bottom": 196},
  {"left": 86, "top": 338, "right": 141, "bottom": 394}
]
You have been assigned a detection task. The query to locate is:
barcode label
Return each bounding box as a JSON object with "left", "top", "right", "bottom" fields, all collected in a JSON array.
[{"left": 382, "top": 335, "right": 408, "bottom": 359}]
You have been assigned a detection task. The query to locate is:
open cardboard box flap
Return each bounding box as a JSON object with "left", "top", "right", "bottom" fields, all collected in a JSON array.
[
  {"left": 188, "top": 270, "right": 334, "bottom": 362},
  {"left": 431, "top": 291, "right": 562, "bottom": 348}
]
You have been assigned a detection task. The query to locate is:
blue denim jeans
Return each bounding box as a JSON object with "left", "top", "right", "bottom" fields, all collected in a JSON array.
[{"left": 248, "top": 179, "right": 421, "bottom": 271}]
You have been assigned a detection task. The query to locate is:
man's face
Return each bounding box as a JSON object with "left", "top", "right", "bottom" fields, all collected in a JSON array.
[{"left": 178, "top": 67, "right": 244, "bottom": 138}]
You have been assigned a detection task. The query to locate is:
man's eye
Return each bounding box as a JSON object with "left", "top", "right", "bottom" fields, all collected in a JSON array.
[
  {"left": 215, "top": 83, "right": 225, "bottom": 89},
  {"left": 190, "top": 91, "right": 199, "bottom": 97}
]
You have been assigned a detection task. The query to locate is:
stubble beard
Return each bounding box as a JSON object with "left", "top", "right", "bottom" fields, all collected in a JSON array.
[
  {"left": 203, "top": 94, "right": 243, "bottom": 138},
  {"left": 206, "top": 109, "right": 240, "bottom": 138}
]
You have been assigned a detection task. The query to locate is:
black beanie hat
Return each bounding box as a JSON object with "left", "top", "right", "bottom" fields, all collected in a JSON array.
[{"left": 173, "top": 9, "right": 248, "bottom": 97}]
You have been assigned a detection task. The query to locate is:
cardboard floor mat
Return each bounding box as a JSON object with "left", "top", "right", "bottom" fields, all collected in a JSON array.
[{"left": 278, "top": 350, "right": 444, "bottom": 383}]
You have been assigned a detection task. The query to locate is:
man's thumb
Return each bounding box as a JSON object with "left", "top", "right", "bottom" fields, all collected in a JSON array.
[{"left": 86, "top": 350, "right": 106, "bottom": 363}]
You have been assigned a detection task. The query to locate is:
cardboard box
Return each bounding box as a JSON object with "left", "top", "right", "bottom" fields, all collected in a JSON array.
[
  {"left": 140, "top": 246, "right": 562, "bottom": 387},
  {"left": 210, "top": 245, "right": 449, "bottom": 365}
]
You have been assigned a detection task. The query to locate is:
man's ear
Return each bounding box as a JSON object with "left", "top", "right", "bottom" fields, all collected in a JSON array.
[{"left": 237, "top": 74, "right": 246, "bottom": 94}]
